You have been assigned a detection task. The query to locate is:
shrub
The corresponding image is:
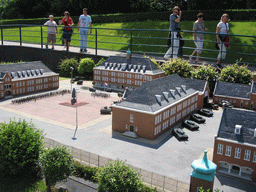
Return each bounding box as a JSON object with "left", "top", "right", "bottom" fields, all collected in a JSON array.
[
  {"left": 59, "top": 58, "right": 79, "bottom": 77},
  {"left": 0, "top": 119, "right": 44, "bottom": 177},
  {"left": 96, "top": 58, "right": 105, "bottom": 67},
  {"left": 160, "top": 58, "right": 194, "bottom": 78},
  {"left": 96, "top": 159, "right": 143, "bottom": 192},
  {"left": 73, "top": 161, "right": 98, "bottom": 182},
  {"left": 192, "top": 64, "right": 219, "bottom": 93},
  {"left": 78, "top": 58, "right": 95, "bottom": 74},
  {"left": 40, "top": 146, "right": 75, "bottom": 192},
  {"left": 219, "top": 62, "right": 252, "bottom": 84}
]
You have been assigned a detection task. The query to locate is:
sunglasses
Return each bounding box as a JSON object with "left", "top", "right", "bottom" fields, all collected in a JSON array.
[
  {"left": 198, "top": 15, "right": 204, "bottom": 18},
  {"left": 174, "top": 11, "right": 179, "bottom": 14}
]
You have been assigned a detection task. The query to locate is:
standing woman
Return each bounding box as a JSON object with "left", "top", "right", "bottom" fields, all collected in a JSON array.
[
  {"left": 189, "top": 12, "right": 207, "bottom": 63},
  {"left": 216, "top": 13, "right": 230, "bottom": 68},
  {"left": 59, "top": 11, "right": 74, "bottom": 51},
  {"left": 164, "top": 6, "right": 182, "bottom": 60}
]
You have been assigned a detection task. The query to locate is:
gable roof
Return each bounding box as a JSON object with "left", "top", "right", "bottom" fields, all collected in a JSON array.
[
  {"left": 217, "top": 108, "right": 256, "bottom": 145},
  {"left": 114, "top": 74, "right": 206, "bottom": 113},
  {"left": 0, "top": 61, "right": 57, "bottom": 81},
  {"left": 94, "top": 56, "right": 164, "bottom": 75},
  {"left": 214, "top": 81, "right": 251, "bottom": 99}
]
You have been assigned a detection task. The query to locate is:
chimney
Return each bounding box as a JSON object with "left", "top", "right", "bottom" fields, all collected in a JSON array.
[
  {"left": 253, "top": 73, "right": 256, "bottom": 82},
  {"left": 127, "top": 49, "right": 131, "bottom": 59}
]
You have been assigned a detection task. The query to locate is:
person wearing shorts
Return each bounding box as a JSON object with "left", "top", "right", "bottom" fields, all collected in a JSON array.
[{"left": 44, "top": 15, "right": 58, "bottom": 49}]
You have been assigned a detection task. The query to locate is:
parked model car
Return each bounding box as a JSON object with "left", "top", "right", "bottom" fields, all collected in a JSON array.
[
  {"left": 190, "top": 113, "right": 206, "bottom": 123},
  {"left": 172, "top": 128, "right": 188, "bottom": 140},
  {"left": 100, "top": 106, "right": 111, "bottom": 114},
  {"left": 182, "top": 120, "right": 199, "bottom": 131},
  {"left": 198, "top": 108, "right": 213, "bottom": 117},
  {"left": 204, "top": 102, "right": 219, "bottom": 110},
  {"left": 89, "top": 88, "right": 96, "bottom": 92},
  {"left": 219, "top": 100, "right": 233, "bottom": 108}
]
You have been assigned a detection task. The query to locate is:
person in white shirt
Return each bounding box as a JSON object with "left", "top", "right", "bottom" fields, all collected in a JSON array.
[
  {"left": 44, "top": 15, "right": 58, "bottom": 49},
  {"left": 77, "top": 8, "right": 92, "bottom": 53},
  {"left": 216, "top": 13, "right": 230, "bottom": 68}
]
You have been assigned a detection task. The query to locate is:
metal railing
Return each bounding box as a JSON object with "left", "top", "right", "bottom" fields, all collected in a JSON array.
[
  {"left": 44, "top": 137, "right": 189, "bottom": 192},
  {"left": 0, "top": 24, "right": 256, "bottom": 65}
]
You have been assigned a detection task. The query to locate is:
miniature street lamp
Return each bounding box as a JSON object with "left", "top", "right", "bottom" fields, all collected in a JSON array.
[
  {"left": 70, "top": 67, "right": 74, "bottom": 93},
  {"left": 71, "top": 88, "right": 78, "bottom": 140}
]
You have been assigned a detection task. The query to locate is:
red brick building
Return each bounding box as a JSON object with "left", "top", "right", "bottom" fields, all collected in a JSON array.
[
  {"left": 212, "top": 108, "right": 256, "bottom": 182},
  {"left": 0, "top": 61, "right": 59, "bottom": 99},
  {"left": 213, "top": 74, "right": 256, "bottom": 110},
  {"left": 112, "top": 74, "right": 210, "bottom": 140},
  {"left": 93, "top": 56, "right": 165, "bottom": 91}
]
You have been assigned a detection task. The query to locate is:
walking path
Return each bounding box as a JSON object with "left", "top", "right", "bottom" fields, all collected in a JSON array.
[{"left": 2, "top": 40, "right": 256, "bottom": 72}]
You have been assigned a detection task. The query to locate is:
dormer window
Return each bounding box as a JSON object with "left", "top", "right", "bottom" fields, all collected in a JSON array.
[
  {"left": 104, "top": 62, "right": 109, "bottom": 69},
  {"left": 235, "top": 125, "right": 242, "bottom": 135},
  {"left": 181, "top": 85, "right": 186, "bottom": 93},
  {"left": 254, "top": 128, "right": 256, "bottom": 137},
  {"left": 176, "top": 87, "right": 181, "bottom": 95},
  {"left": 170, "top": 89, "right": 176, "bottom": 98},
  {"left": 163, "top": 92, "right": 169, "bottom": 100},
  {"left": 155, "top": 95, "right": 162, "bottom": 103}
]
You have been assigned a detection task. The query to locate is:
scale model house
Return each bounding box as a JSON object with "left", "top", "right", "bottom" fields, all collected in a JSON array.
[
  {"left": 93, "top": 55, "right": 165, "bottom": 91},
  {"left": 0, "top": 61, "right": 59, "bottom": 99},
  {"left": 112, "top": 74, "right": 210, "bottom": 140},
  {"left": 213, "top": 74, "right": 256, "bottom": 110},
  {"left": 212, "top": 108, "right": 256, "bottom": 182}
]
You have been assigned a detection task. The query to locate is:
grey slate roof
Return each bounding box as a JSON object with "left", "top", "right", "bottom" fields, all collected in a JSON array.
[
  {"left": 214, "top": 81, "right": 251, "bottom": 99},
  {"left": 217, "top": 108, "right": 256, "bottom": 145},
  {"left": 94, "top": 56, "right": 164, "bottom": 75},
  {"left": 0, "top": 61, "right": 57, "bottom": 81},
  {"left": 252, "top": 82, "right": 256, "bottom": 94},
  {"left": 114, "top": 74, "right": 206, "bottom": 113}
]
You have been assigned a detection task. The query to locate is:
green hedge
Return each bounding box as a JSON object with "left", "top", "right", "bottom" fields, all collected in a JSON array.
[{"left": 1, "top": 9, "right": 256, "bottom": 25}]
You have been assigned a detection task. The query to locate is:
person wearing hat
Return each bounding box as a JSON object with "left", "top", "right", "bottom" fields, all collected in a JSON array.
[
  {"left": 189, "top": 12, "right": 207, "bottom": 63},
  {"left": 44, "top": 15, "right": 58, "bottom": 50}
]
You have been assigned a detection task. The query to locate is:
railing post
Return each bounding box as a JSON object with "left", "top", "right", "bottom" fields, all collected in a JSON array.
[
  {"left": 19, "top": 26, "right": 22, "bottom": 46},
  {"left": 171, "top": 32, "right": 174, "bottom": 58},
  {"left": 1, "top": 26, "right": 3, "bottom": 45},
  {"left": 130, "top": 30, "right": 133, "bottom": 54},
  {"left": 41, "top": 26, "right": 43, "bottom": 49},
  {"left": 95, "top": 28, "right": 98, "bottom": 56}
]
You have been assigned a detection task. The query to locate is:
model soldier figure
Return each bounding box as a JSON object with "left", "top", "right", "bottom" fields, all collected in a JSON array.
[{"left": 71, "top": 88, "right": 77, "bottom": 105}]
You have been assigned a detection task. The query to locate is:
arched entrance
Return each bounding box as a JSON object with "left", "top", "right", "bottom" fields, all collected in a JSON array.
[{"left": 5, "top": 90, "right": 11, "bottom": 96}]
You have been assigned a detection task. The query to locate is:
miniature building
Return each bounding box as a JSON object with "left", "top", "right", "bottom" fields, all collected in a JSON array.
[
  {"left": 213, "top": 74, "right": 256, "bottom": 110},
  {"left": 212, "top": 108, "right": 256, "bottom": 181},
  {"left": 190, "top": 150, "right": 217, "bottom": 192},
  {"left": 112, "top": 74, "right": 210, "bottom": 140},
  {"left": 93, "top": 55, "right": 165, "bottom": 91},
  {"left": 0, "top": 61, "right": 59, "bottom": 99}
]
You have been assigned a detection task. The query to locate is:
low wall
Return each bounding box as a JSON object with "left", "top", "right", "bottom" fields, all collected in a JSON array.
[{"left": 0, "top": 45, "right": 106, "bottom": 73}]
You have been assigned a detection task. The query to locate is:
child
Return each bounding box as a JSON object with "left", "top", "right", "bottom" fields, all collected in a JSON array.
[{"left": 44, "top": 15, "right": 58, "bottom": 49}]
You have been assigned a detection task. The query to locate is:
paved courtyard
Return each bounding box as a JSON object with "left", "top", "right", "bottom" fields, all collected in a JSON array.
[{"left": 0, "top": 80, "right": 255, "bottom": 191}]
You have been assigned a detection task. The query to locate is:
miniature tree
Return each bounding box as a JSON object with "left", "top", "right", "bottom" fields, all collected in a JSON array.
[
  {"left": 0, "top": 119, "right": 44, "bottom": 177},
  {"left": 78, "top": 58, "right": 95, "bottom": 74},
  {"left": 96, "top": 159, "right": 143, "bottom": 192},
  {"left": 59, "top": 58, "right": 79, "bottom": 77},
  {"left": 40, "top": 146, "right": 74, "bottom": 192}
]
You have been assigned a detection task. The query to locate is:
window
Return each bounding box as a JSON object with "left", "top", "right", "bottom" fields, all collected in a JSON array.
[
  {"left": 253, "top": 151, "right": 256, "bottom": 163},
  {"left": 177, "top": 103, "right": 182, "bottom": 112},
  {"left": 225, "top": 146, "right": 232, "bottom": 156},
  {"left": 234, "top": 148, "right": 241, "bottom": 159},
  {"left": 217, "top": 144, "right": 223, "bottom": 154},
  {"left": 244, "top": 150, "right": 251, "bottom": 161},
  {"left": 130, "top": 114, "right": 134, "bottom": 123},
  {"left": 170, "top": 107, "right": 176, "bottom": 116}
]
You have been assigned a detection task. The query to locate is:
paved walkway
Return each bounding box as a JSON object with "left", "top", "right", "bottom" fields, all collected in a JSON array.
[{"left": 2, "top": 40, "right": 256, "bottom": 72}]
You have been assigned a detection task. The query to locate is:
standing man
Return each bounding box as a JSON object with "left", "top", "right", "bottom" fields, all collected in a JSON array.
[
  {"left": 77, "top": 8, "right": 92, "bottom": 53},
  {"left": 164, "top": 6, "right": 182, "bottom": 60},
  {"left": 44, "top": 15, "right": 58, "bottom": 50}
]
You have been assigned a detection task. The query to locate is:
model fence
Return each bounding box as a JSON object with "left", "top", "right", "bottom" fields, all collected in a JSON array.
[{"left": 44, "top": 137, "right": 189, "bottom": 192}]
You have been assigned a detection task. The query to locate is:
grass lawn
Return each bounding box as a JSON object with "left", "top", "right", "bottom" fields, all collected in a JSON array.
[{"left": 1, "top": 20, "right": 256, "bottom": 64}]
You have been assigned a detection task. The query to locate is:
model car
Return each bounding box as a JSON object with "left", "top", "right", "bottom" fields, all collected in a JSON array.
[
  {"left": 190, "top": 113, "right": 206, "bottom": 123},
  {"left": 182, "top": 120, "right": 199, "bottom": 131},
  {"left": 204, "top": 102, "right": 219, "bottom": 110},
  {"left": 100, "top": 106, "right": 111, "bottom": 114},
  {"left": 219, "top": 100, "right": 233, "bottom": 108},
  {"left": 89, "top": 88, "right": 96, "bottom": 92},
  {"left": 198, "top": 108, "right": 213, "bottom": 117},
  {"left": 172, "top": 128, "right": 188, "bottom": 140},
  {"left": 106, "top": 88, "right": 112, "bottom": 92}
]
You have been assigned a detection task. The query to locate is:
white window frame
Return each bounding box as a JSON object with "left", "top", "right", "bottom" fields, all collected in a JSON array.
[
  {"left": 130, "top": 114, "right": 134, "bottom": 123},
  {"left": 217, "top": 144, "right": 223, "bottom": 155},
  {"left": 253, "top": 151, "right": 256, "bottom": 163},
  {"left": 225, "top": 146, "right": 232, "bottom": 157},
  {"left": 234, "top": 148, "right": 241, "bottom": 159},
  {"left": 244, "top": 150, "right": 251, "bottom": 161}
]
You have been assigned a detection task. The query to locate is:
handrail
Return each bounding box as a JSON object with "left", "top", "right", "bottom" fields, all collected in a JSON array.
[{"left": 0, "top": 24, "right": 256, "bottom": 65}]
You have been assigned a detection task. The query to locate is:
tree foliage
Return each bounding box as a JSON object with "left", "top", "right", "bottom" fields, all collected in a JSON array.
[
  {"left": 96, "top": 159, "right": 143, "bottom": 192},
  {"left": 78, "top": 58, "right": 95, "bottom": 74},
  {"left": 0, "top": 119, "right": 44, "bottom": 176},
  {"left": 40, "top": 146, "right": 74, "bottom": 192},
  {"left": 160, "top": 58, "right": 195, "bottom": 78},
  {"left": 59, "top": 58, "right": 79, "bottom": 77}
]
